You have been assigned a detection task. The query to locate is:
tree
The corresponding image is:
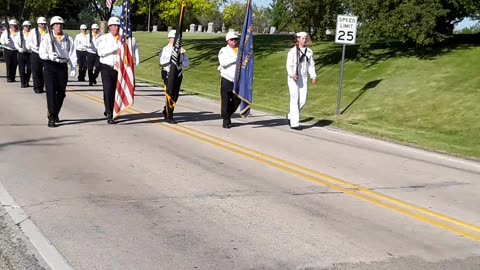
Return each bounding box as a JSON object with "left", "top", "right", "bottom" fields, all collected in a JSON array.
[
  {"left": 86, "top": 0, "right": 117, "bottom": 21},
  {"left": 134, "top": 0, "right": 220, "bottom": 28},
  {"left": 253, "top": 5, "right": 272, "bottom": 33},
  {"left": 1, "top": 0, "right": 90, "bottom": 24},
  {"left": 223, "top": 1, "right": 245, "bottom": 30},
  {"left": 346, "top": 0, "right": 480, "bottom": 46},
  {"left": 289, "top": 0, "right": 343, "bottom": 38},
  {"left": 0, "top": 0, "right": 25, "bottom": 20},
  {"left": 270, "top": 0, "right": 292, "bottom": 32}
]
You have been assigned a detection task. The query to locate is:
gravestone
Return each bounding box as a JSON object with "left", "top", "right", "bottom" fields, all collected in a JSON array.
[
  {"left": 197, "top": 25, "right": 203, "bottom": 32},
  {"left": 189, "top": 24, "right": 195, "bottom": 33},
  {"left": 207, "top": 22, "right": 214, "bottom": 33}
]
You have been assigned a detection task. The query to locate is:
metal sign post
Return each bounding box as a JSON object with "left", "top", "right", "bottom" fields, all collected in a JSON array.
[{"left": 334, "top": 15, "right": 358, "bottom": 115}]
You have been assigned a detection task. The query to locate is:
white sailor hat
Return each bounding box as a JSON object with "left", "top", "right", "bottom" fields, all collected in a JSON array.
[
  {"left": 50, "top": 16, "right": 65, "bottom": 26},
  {"left": 22, "top": 21, "right": 31, "bottom": 27},
  {"left": 108, "top": 17, "right": 120, "bottom": 26},
  {"left": 80, "top": 24, "right": 87, "bottom": 30},
  {"left": 225, "top": 31, "right": 239, "bottom": 41},
  {"left": 37, "top": 17, "right": 47, "bottom": 24},
  {"left": 168, "top": 30, "right": 176, "bottom": 38},
  {"left": 296, "top": 31, "right": 309, "bottom": 38},
  {"left": 8, "top": 19, "right": 17, "bottom": 25},
  {"left": 91, "top": 23, "right": 99, "bottom": 29}
]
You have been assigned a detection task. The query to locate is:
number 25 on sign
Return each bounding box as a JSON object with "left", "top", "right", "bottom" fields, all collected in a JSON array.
[
  {"left": 335, "top": 15, "right": 357, "bottom": 45},
  {"left": 335, "top": 15, "right": 358, "bottom": 115}
]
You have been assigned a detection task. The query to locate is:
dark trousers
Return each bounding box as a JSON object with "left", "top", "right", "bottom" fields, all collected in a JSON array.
[
  {"left": 4, "top": 49, "right": 18, "bottom": 82},
  {"left": 30, "top": 52, "right": 45, "bottom": 93},
  {"left": 18, "top": 52, "right": 32, "bottom": 87},
  {"left": 100, "top": 64, "right": 118, "bottom": 118},
  {"left": 162, "top": 70, "right": 183, "bottom": 119},
  {"left": 76, "top": 50, "right": 88, "bottom": 81},
  {"left": 44, "top": 61, "right": 68, "bottom": 120},
  {"left": 87, "top": 52, "right": 100, "bottom": 84},
  {"left": 220, "top": 77, "right": 240, "bottom": 123}
]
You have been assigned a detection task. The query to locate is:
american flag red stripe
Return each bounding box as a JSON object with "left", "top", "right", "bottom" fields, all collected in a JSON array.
[
  {"left": 106, "top": 0, "right": 113, "bottom": 8},
  {"left": 113, "top": 0, "right": 135, "bottom": 119}
]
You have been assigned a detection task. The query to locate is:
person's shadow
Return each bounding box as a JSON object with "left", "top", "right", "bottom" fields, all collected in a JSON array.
[
  {"left": 57, "top": 117, "right": 106, "bottom": 126},
  {"left": 116, "top": 111, "right": 220, "bottom": 125}
]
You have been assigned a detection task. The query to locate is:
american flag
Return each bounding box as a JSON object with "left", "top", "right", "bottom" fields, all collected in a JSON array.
[
  {"left": 106, "top": 0, "right": 113, "bottom": 8},
  {"left": 113, "top": 0, "right": 135, "bottom": 119}
]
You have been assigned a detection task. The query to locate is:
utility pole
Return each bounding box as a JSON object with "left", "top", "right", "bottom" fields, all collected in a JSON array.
[{"left": 147, "top": 0, "right": 151, "bottom": 32}]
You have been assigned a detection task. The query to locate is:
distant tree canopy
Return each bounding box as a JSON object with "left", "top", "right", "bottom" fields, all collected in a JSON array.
[
  {"left": 134, "top": 0, "right": 219, "bottom": 28},
  {"left": 2, "top": 0, "right": 479, "bottom": 47},
  {"left": 1, "top": 0, "right": 91, "bottom": 23},
  {"left": 346, "top": 0, "right": 480, "bottom": 46},
  {"left": 269, "top": 0, "right": 343, "bottom": 38}
]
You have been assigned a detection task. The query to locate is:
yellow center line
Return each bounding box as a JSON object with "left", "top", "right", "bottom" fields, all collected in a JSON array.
[{"left": 69, "top": 90, "right": 480, "bottom": 242}]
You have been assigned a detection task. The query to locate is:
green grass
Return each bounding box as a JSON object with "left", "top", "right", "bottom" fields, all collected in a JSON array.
[{"left": 109, "top": 31, "right": 480, "bottom": 159}]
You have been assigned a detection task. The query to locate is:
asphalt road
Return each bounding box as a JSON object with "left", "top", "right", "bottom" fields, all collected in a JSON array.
[{"left": 1, "top": 66, "right": 479, "bottom": 269}]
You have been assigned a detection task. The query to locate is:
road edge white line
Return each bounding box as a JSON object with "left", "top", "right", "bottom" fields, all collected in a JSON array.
[{"left": 0, "top": 181, "right": 74, "bottom": 270}]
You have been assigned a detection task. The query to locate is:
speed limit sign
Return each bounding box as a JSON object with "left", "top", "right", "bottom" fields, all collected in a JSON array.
[
  {"left": 335, "top": 14, "right": 358, "bottom": 115},
  {"left": 335, "top": 15, "right": 358, "bottom": 45}
]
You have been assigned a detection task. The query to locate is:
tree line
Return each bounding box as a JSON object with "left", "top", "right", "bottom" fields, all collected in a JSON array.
[{"left": 1, "top": 0, "right": 479, "bottom": 46}]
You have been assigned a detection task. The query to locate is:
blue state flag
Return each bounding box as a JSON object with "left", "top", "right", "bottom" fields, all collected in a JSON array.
[{"left": 233, "top": 0, "right": 254, "bottom": 118}]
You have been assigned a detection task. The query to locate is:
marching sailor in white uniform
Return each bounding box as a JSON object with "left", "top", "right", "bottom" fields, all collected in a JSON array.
[
  {"left": 38, "top": 16, "right": 77, "bottom": 127},
  {"left": 26, "top": 17, "right": 48, "bottom": 93},
  {"left": 285, "top": 31, "right": 317, "bottom": 130}
]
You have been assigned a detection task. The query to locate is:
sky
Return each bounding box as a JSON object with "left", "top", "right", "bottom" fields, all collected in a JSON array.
[
  {"left": 255, "top": 0, "right": 272, "bottom": 7},
  {"left": 455, "top": 17, "right": 479, "bottom": 30}
]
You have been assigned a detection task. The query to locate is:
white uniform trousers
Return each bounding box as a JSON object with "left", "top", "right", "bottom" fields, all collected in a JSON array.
[{"left": 287, "top": 76, "right": 308, "bottom": 128}]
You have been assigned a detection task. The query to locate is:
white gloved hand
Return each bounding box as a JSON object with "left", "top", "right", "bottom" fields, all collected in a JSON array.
[
  {"left": 18, "top": 48, "right": 24, "bottom": 53},
  {"left": 49, "top": 52, "right": 58, "bottom": 61},
  {"left": 69, "top": 70, "right": 76, "bottom": 78},
  {"left": 135, "top": 59, "right": 140, "bottom": 67}
]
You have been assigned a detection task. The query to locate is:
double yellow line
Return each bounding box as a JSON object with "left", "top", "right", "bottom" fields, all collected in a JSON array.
[{"left": 71, "top": 90, "right": 480, "bottom": 242}]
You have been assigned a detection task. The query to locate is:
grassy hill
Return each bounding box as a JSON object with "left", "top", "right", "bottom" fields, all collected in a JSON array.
[{"left": 127, "top": 32, "right": 479, "bottom": 159}]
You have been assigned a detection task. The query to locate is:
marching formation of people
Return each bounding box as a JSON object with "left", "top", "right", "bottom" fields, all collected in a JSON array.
[
  {"left": 1, "top": 16, "right": 317, "bottom": 130},
  {"left": 0, "top": 16, "right": 138, "bottom": 127}
]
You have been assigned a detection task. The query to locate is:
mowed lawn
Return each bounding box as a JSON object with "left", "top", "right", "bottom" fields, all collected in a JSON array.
[{"left": 129, "top": 32, "right": 478, "bottom": 158}]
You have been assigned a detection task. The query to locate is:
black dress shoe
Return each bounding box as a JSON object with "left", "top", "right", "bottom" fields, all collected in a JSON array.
[
  {"left": 89, "top": 82, "right": 93, "bottom": 86},
  {"left": 48, "top": 120, "right": 56, "bottom": 128},
  {"left": 104, "top": 111, "right": 108, "bottom": 117},
  {"left": 161, "top": 109, "right": 167, "bottom": 118},
  {"left": 54, "top": 116, "right": 60, "bottom": 123},
  {"left": 286, "top": 114, "right": 291, "bottom": 127},
  {"left": 291, "top": 126, "right": 302, "bottom": 131},
  {"left": 165, "top": 118, "right": 177, "bottom": 124},
  {"left": 107, "top": 118, "right": 116, "bottom": 124}
]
